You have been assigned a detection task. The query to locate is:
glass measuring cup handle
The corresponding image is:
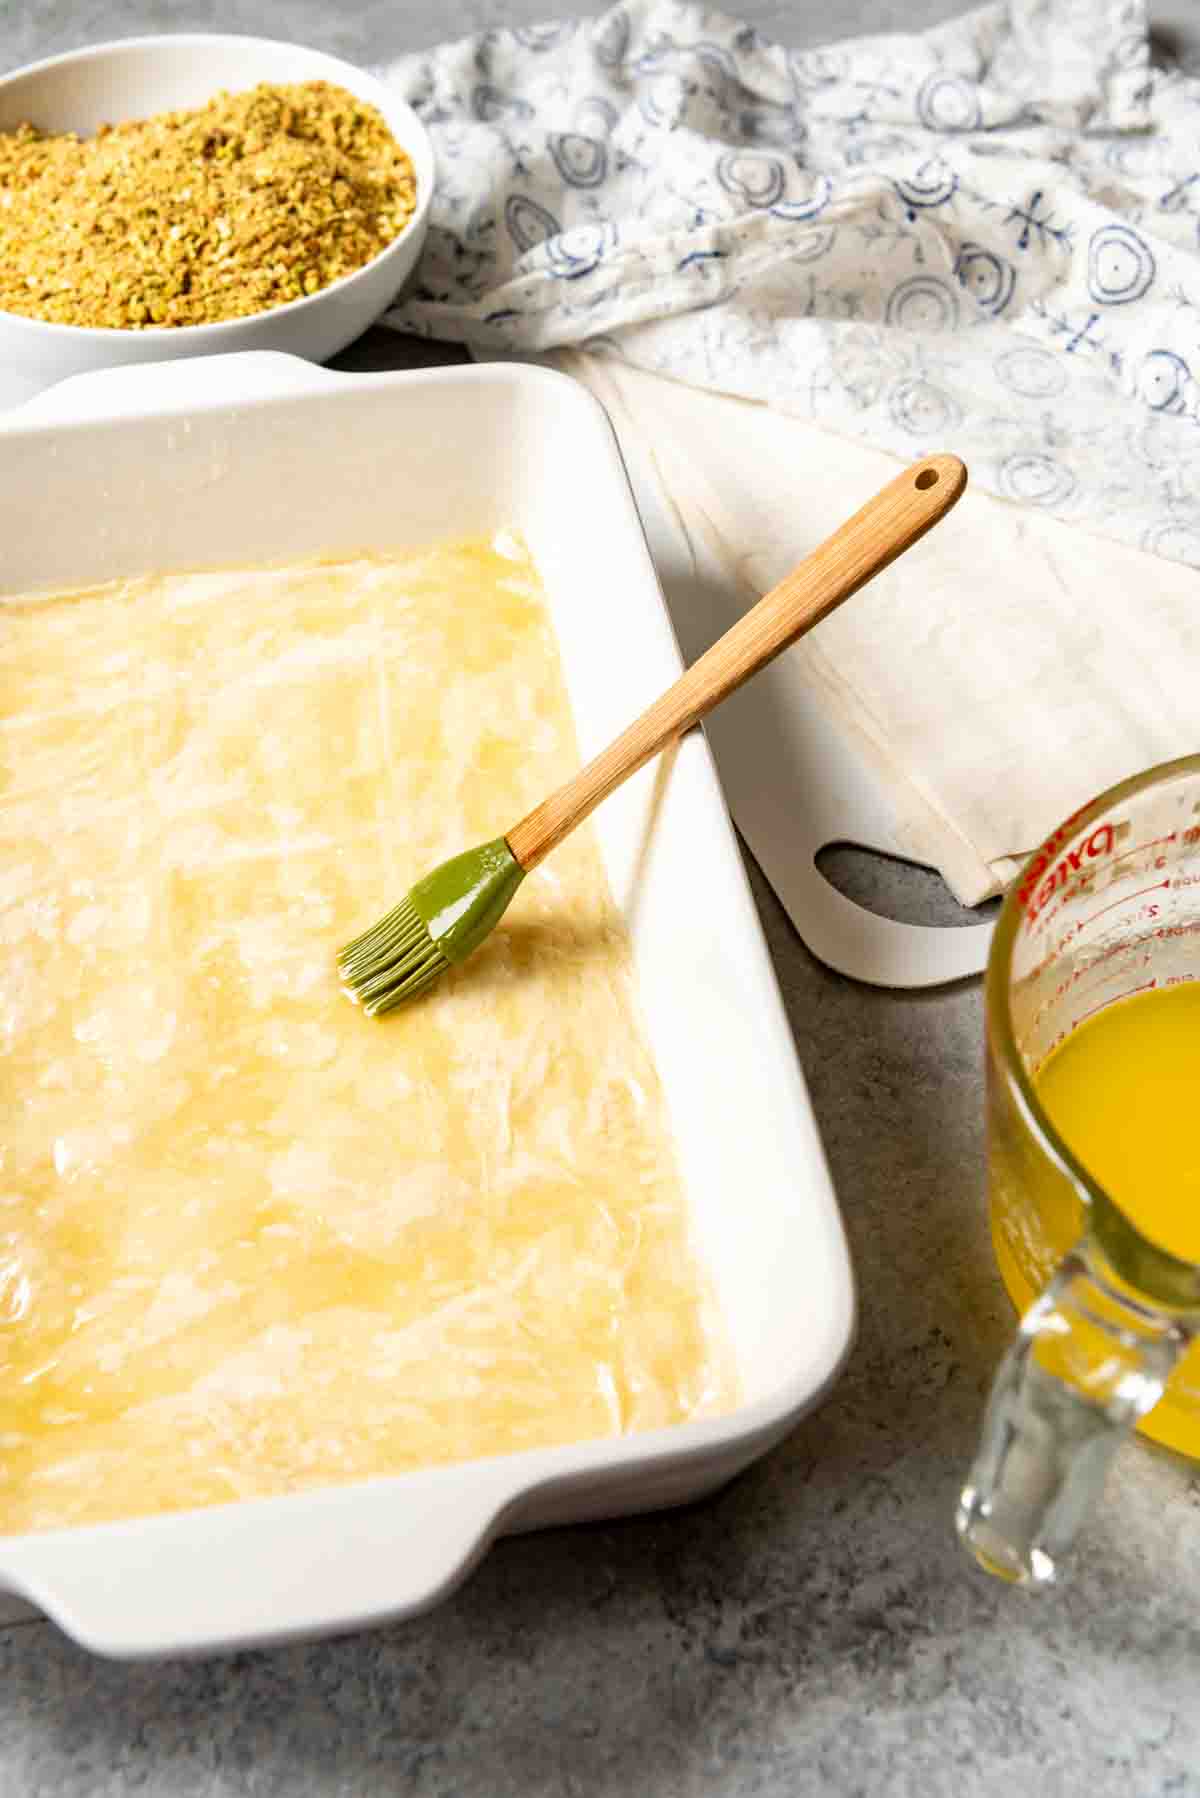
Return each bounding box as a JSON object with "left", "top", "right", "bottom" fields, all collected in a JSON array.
[{"left": 957, "top": 1238, "right": 1194, "bottom": 1588}]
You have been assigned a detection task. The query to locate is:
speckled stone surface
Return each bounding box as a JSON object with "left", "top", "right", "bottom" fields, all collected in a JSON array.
[{"left": 4, "top": 2, "right": 1200, "bottom": 1794}]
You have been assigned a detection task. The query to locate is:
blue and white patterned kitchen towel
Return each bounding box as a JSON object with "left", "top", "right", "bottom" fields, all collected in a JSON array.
[{"left": 381, "top": 0, "right": 1200, "bottom": 568}]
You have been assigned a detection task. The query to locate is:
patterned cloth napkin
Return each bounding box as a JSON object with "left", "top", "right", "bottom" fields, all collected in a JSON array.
[{"left": 379, "top": 0, "right": 1200, "bottom": 910}]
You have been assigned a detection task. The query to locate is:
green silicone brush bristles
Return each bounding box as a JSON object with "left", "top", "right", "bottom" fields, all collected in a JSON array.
[
  {"left": 338, "top": 894, "right": 450, "bottom": 1016},
  {"left": 338, "top": 836, "right": 527, "bottom": 1016}
]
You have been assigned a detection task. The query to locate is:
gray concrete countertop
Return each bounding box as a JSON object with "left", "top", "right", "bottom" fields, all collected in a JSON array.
[{"left": 3, "top": 3, "right": 1199, "bottom": 1794}]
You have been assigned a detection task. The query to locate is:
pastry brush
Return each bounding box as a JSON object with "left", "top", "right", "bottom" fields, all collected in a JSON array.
[{"left": 339, "top": 453, "right": 967, "bottom": 1014}]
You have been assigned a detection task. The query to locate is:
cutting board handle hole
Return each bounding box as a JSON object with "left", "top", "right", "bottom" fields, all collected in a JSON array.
[{"left": 815, "top": 841, "right": 1001, "bottom": 930}]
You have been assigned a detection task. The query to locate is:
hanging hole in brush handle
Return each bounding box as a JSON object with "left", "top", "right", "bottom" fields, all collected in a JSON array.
[{"left": 957, "top": 1237, "right": 1194, "bottom": 1588}]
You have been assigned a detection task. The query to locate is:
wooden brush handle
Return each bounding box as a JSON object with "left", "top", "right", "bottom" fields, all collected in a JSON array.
[{"left": 506, "top": 452, "right": 967, "bottom": 872}]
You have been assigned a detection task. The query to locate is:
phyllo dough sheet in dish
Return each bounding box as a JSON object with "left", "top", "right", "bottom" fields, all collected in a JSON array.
[{"left": 0, "top": 533, "right": 734, "bottom": 1534}]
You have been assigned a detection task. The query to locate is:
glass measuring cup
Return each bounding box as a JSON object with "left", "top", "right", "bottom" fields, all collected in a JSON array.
[{"left": 958, "top": 755, "right": 1200, "bottom": 1588}]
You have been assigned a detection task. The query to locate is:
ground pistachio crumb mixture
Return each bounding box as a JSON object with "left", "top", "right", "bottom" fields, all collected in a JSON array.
[{"left": 0, "top": 81, "right": 418, "bottom": 329}]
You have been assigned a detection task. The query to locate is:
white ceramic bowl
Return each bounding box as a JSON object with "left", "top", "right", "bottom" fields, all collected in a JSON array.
[
  {"left": 0, "top": 35, "right": 435, "bottom": 404},
  {"left": 0, "top": 353, "right": 854, "bottom": 1658}
]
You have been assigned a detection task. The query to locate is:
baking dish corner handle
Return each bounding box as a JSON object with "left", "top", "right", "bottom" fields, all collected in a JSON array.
[{"left": 2, "top": 1471, "right": 514, "bottom": 1659}]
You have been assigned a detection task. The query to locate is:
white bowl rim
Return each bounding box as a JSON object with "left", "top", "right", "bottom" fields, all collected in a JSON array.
[{"left": 0, "top": 31, "right": 435, "bottom": 344}]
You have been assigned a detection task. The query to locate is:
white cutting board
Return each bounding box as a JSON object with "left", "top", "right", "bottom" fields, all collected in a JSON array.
[{"left": 612, "top": 422, "right": 994, "bottom": 988}]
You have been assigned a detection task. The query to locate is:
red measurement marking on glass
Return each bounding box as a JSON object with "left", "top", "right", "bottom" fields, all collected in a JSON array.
[
  {"left": 1111, "top": 831, "right": 1177, "bottom": 866},
  {"left": 1080, "top": 934, "right": 1142, "bottom": 977},
  {"left": 1081, "top": 879, "right": 1171, "bottom": 931},
  {"left": 1031, "top": 886, "right": 1086, "bottom": 940},
  {"left": 1030, "top": 943, "right": 1153, "bottom": 1031},
  {"left": 1073, "top": 977, "right": 1156, "bottom": 1028},
  {"left": 1155, "top": 920, "right": 1200, "bottom": 940},
  {"left": 1030, "top": 862, "right": 1117, "bottom": 938}
]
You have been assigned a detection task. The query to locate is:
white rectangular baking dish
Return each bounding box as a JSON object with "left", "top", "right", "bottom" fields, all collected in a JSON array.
[{"left": 0, "top": 355, "right": 853, "bottom": 1658}]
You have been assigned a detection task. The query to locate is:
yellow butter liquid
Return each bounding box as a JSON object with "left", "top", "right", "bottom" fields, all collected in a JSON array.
[
  {"left": 994, "top": 980, "right": 1200, "bottom": 1456},
  {"left": 0, "top": 536, "right": 734, "bottom": 1534}
]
